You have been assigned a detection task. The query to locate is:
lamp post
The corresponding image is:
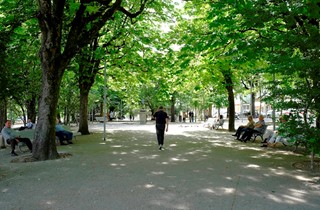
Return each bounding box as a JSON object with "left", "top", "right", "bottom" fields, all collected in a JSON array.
[
  {"left": 272, "top": 73, "right": 276, "bottom": 131},
  {"left": 103, "top": 58, "right": 107, "bottom": 141}
]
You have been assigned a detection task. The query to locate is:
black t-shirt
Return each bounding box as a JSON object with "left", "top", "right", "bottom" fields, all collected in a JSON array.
[{"left": 154, "top": 110, "right": 169, "bottom": 124}]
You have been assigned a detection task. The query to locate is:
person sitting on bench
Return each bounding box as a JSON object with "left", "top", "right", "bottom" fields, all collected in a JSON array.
[
  {"left": 261, "top": 115, "right": 289, "bottom": 147},
  {"left": 1, "top": 120, "right": 33, "bottom": 156},
  {"left": 55, "top": 118, "right": 73, "bottom": 145},
  {"left": 18, "top": 119, "right": 34, "bottom": 131},
  {"left": 240, "top": 115, "right": 266, "bottom": 143},
  {"left": 232, "top": 115, "right": 255, "bottom": 140}
]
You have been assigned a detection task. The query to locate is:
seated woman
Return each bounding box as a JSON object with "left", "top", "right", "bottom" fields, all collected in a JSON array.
[
  {"left": 232, "top": 115, "right": 255, "bottom": 140},
  {"left": 55, "top": 118, "right": 73, "bottom": 145},
  {"left": 213, "top": 115, "right": 224, "bottom": 129}
]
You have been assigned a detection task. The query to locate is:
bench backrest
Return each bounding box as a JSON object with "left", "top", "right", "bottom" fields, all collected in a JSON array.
[{"left": 260, "top": 125, "right": 268, "bottom": 134}]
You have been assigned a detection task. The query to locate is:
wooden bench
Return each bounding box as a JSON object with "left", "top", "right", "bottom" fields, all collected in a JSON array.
[
  {"left": 252, "top": 125, "right": 268, "bottom": 142},
  {"left": 55, "top": 125, "right": 80, "bottom": 145},
  {"left": 15, "top": 129, "right": 36, "bottom": 152},
  {"left": 95, "top": 117, "right": 105, "bottom": 122},
  {"left": 2, "top": 124, "right": 81, "bottom": 153},
  {"left": 214, "top": 119, "right": 224, "bottom": 130},
  {"left": 0, "top": 130, "right": 34, "bottom": 153},
  {"left": 203, "top": 118, "right": 224, "bottom": 130}
]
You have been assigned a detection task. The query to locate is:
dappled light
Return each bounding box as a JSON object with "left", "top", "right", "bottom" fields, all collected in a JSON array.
[
  {"left": 294, "top": 175, "right": 313, "bottom": 182},
  {"left": 171, "top": 157, "right": 189, "bottom": 162},
  {"left": 110, "top": 145, "right": 123, "bottom": 148},
  {"left": 199, "top": 187, "right": 236, "bottom": 195},
  {"left": 139, "top": 154, "right": 159, "bottom": 160},
  {"left": 144, "top": 184, "right": 155, "bottom": 188},
  {"left": 2, "top": 123, "right": 319, "bottom": 209},
  {"left": 2, "top": 0, "right": 320, "bottom": 208},
  {"left": 244, "top": 164, "right": 261, "bottom": 169},
  {"left": 45, "top": 200, "right": 55, "bottom": 205},
  {"left": 150, "top": 171, "right": 164, "bottom": 175}
]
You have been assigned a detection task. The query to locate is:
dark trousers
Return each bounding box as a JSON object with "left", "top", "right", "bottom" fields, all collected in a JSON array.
[
  {"left": 7, "top": 138, "right": 32, "bottom": 152},
  {"left": 156, "top": 124, "right": 165, "bottom": 146},
  {"left": 241, "top": 129, "right": 260, "bottom": 141},
  {"left": 235, "top": 127, "right": 246, "bottom": 139},
  {"left": 56, "top": 131, "right": 73, "bottom": 143}
]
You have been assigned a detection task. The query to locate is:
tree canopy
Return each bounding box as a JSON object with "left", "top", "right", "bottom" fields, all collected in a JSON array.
[{"left": 1, "top": 0, "right": 320, "bottom": 160}]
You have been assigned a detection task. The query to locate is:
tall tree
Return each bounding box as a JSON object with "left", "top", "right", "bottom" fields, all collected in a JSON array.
[
  {"left": 34, "top": 0, "right": 151, "bottom": 160},
  {"left": 0, "top": 0, "right": 39, "bottom": 126}
]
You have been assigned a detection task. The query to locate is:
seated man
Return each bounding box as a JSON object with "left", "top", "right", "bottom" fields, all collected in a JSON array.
[
  {"left": 55, "top": 118, "right": 73, "bottom": 145},
  {"left": 261, "top": 115, "right": 290, "bottom": 147},
  {"left": 261, "top": 131, "right": 289, "bottom": 147},
  {"left": 240, "top": 115, "right": 266, "bottom": 143},
  {"left": 1, "top": 120, "right": 33, "bottom": 156},
  {"left": 18, "top": 119, "right": 34, "bottom": 131},
  {"left": 232, "top": 115, "right": 255, "bottom": 140}
]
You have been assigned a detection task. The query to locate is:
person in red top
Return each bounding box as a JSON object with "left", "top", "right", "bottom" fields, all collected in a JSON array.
[{"left": 153, "top": 106, "right": 169, "bottom": 151}]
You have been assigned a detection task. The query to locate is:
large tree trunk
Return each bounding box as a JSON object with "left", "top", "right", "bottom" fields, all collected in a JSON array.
[
  {"left": 223, "top": 71, "right": 235, "bottom": 131},
  {"left": 77, "top": 38, "right": 100, "bottom": 134},
  {"left": 33, "top": 0, "right": 148, "bottom": 160},
  {"left": 26, "top": 96, "right": 37, "bottom": 123},
  {"left": 78, "top": 90, "right": 90, "bottom": 134},
  {"left": 33, "top": 1, "right": 66, "bottom": 160},
  {"left": 32, "top": 62, "right": 64, "bottom": 160}
]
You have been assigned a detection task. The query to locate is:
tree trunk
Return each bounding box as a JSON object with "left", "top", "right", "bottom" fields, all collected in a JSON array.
[
  {"left": 26, "top": 96, "right": 37, "bottom": 123},
  {"left": 32, "top": 62, "right": 63, "bottom": 160},
  {"left": 77, "top": 38, "right": 100, "bottom": 134},
  {"left": 78, "top": 89, "right": 90, "bottom": 134},
  {"left": 208, "top": 104, "right": 213, "bottom": 117},
  {"left": 33, "top": 1, "right": 66, "bottom": 160},
  {"left": 223, "top": 71, "right": 235, "bottom": 131},
  {"left": 171, "top": 95, "right": 175, "bottom": 122},
  {"left": 33, "top": 0, "right": 148, "bottom": 160},
  {"left": 251, "top": 92, "right": 255, "bottom": 117},
  {"left": 0, "top": 99, "right": 7, "bottom": 148},
  {"left": 0, "top": 99, "right": 6, "bottom": 127}
]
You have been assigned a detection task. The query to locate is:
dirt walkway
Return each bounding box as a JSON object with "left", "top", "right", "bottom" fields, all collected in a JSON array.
[{"left": 1, "top": 122, "right": 320, "bottom": 210}]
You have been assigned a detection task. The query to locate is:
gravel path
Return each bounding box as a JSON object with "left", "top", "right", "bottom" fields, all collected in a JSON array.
[{"left": 1, "top": 121, "right": 320, "bottom": 210}]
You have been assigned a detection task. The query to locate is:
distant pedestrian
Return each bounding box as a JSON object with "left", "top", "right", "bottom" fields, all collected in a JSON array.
[
  {"left": 183, "top": 112, "right": 187, "bottom": 122},
  {"left": 153, "top": 106, "right": 169, "bottom": 151},
  {"left": 129, "top": 111, "right": 135, "bottom": 121},
  {"left": 189, "top": 111, "right": 194, "bottom": 122}
]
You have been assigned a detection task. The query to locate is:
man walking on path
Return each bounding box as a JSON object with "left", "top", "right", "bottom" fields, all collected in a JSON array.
[{"left": 153, "top": 106, "right": 169, "bottom": 151}]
